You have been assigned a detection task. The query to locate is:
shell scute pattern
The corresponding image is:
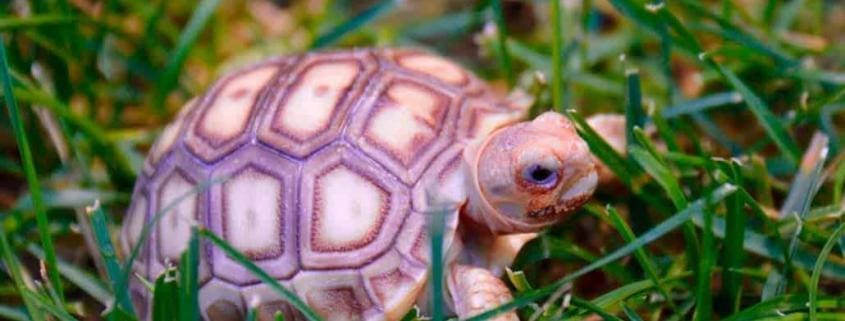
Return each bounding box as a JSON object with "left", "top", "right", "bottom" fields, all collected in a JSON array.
[
  {"left": 147, "top": 150, "right": 212, "bottom": 284},
  {"left": 299, "top": 143, "right": 410, "bottom": 270},
  {"left": 293, "top": 270, "right": 377, "bottom": 321},
  {"left": 208, "top": 145, "right": 300, "bottom": 285},
  {"left": 346, "top": 74, "right": 461, "bottom": 184},
  {"left": 185, "top": 59, "right": 288, "bottom": 163},
  {"left": 257, "top": 51, "right": 378, "bottom": 158},
  {"left": 126, "top": 48, "right": 521, "bottom": 320}
]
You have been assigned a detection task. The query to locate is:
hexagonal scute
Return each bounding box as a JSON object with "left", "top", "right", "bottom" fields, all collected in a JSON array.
[
  {"left": 208, "top": 146, "right": 299, "bottom": 284},
  {"left": 147, "top": 152, "right": 211, "bottom": 283},
  {"left": 293, "top": 271, "right": 378, "bottom": 321},
  {"left": 348, "top": 76, "right": 459, "bottom": 184},
  {"left": 257, "top": 52, "right": 377, "bottom": 159},
  {"left": 299, "top": 143, "right": 409, "bottom": 269},
  {"left": 185, "top": 62, "right": 284, "bottom": 163},
  {"left": 200, "top": 280, "right": 245, "bottom": 321},
  {"left": 361, "top": 250, "right": 427, "bottom": 321},
  {"left": 155, "top": 169, "right": 200, "bottom": 262}
]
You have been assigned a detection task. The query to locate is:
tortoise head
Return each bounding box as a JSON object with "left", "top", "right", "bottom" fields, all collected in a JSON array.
[{"left": 465, "top": 112, "right": 597, "bottom": 233}]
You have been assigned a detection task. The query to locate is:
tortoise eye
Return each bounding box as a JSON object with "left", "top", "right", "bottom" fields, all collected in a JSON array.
[{"left": 522, "top": 164, "right": 558, "bottom": 186}]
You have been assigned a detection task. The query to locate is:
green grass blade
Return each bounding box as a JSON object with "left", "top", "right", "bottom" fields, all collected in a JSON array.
[
  {"left": 311, "top": 0, "right": 395, "bottom": 49},
  {"left": 465, "top": 184, "right": 737, "bottom": 321},
  {"left": 605, "top": 0, "right": 697, "bottom": 53},
  {"left": 621, "top": 304, "right": 643, "bottom": 321},
  {"left": 820, "top": 104, "right": 845, "bottom": 155},
  {"left": 678, "top": 0, "right": 797, "bottom": 66},
  {"left": 505, "top": 269, "right": 533, "bottom": 292},
  {"left": 86, "top": 202, "right": 136, "bottom": 317},
  {"left": 777, "top": 133, "right": 829, "bottom": 295},
  {"left": 19, "top": 290, "right": 77, "bottom": 321},
  {"left": 199, "top": 230, "right": 322, "bottom": 321},
  {"left": 629, "top": 146, "right": 686, "bottom": 208},
  {"left": 809, "top": 86, "right": 845, "bottom": 115},
  {"left": 780, "top": 132, "right": 829, "bottom": 219},
  {"left": 774, "top": 0, "right": 805, "bottom": 31},
  {"left": 605, "top": 206, "right": 677, "bottom": 312},
  {"left": 153, "top": 0, "right": 222, "bottom": 114},
  {"left": 721, "top": 160, "right": 745, "bottom": 313},
  {"left": 399, "top": 10, "right": 477, "bottom": 40},
  {"left": 0, "top": 305, "right": 28, "bottom": 321},
  {"left": 428, "top": 206, "right": 448, "bottom": 321},
  {"left": 152, "top": 268, "right": 180, "bottom": 321},
  {"left": 505, "top": 39, "right": 624, "bottom": 97},
  {"left": 723, "top": 294, "right": 845, "bottom": 321},
  {"left": 513, "top": 232, "right": 632, "bottom": 282},
  {"left": 551, "top": 0, "right": 564, "bottom": 112},
  {"left": 571, "top": 297, "right": 624, "bottom": 321},
  {"left": 11, "top": 86, "right": 136, "bottom": 188},
  {"left": 608, "top": 0, "right": 802, "bottom": 163},
  {"left": 833, "top": 157, "right": 845, "bottom": 205},
  {"left": 567, "top": 110, "right": 639, "bottom": 186},
  {"left": 693, "top": 192, "right": 715, "bottom": 321},
  {"left": 632, "top": 127, "right": 663, "bottom": 163},
  {"left": 0, "top": 222, "right": 45, "bottom": 321},
  {"left": 709, "top": 63, "right": 801, "bottom": 164},
  {"left": 691, "top": 194, "right": 845, "bottom": 279},
  {"left": 650, "top": 108, "right": 681, "bottom": 153},
  {"left": 0, "top": 15, "right": 76, "bottom": 30},
  {"left": 809, "top": 222, "right": 845, "bottom": 321},
  {"left": 690, "top": 113, "right": 743, "bottom": 156},
  {"left": 246, "top": 307, "right": 257, "bottom": 321},
  {"left": 589, "top": 272, "right": 692, "bottom": 311},
  {"left": 624, "top": 69, "right": 645, "bottom": 149},
  {"left": 490, "top": 0, "right": 514, "bottom": 87},
  {"left": 0, "top": 34, "right": 64, "bottom": 303},
  {"left": 0, "top": 155, "right": 22, "bottom": 175},
  {"left": 179, "top": 227, "right": 200, "bottom": 321},
  {"left": 26, "top": 245, "right": 111, "bottom": 306},
  {"left": 661, "top": 91, "right": 742, "bottom": 118}
]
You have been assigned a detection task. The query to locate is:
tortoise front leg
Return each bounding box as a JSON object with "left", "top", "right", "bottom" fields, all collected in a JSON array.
[{"left": 448, "top": 264, "right": 518, "bottom": 321}]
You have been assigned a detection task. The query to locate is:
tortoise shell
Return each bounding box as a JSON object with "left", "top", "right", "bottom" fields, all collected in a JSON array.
[{"left": 121, "top": 48, "right": 525, "bottom": 321}]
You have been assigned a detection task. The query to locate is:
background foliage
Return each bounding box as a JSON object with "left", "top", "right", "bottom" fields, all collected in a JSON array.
[{"left": 0, "top": 0, "right": 844, "bottom": 320}]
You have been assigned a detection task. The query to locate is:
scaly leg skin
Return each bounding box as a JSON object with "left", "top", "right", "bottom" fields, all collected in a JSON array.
[{"left": 448, "top": 264, "right": 519, "bottom": 321}]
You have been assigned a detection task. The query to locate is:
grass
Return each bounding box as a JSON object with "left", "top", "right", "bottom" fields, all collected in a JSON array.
[
  {"left": 0, "top": 0, "right": 844, "bottom": 320},
  {"left": 0, "top": 33, "right": 63, "bottom": 304}
]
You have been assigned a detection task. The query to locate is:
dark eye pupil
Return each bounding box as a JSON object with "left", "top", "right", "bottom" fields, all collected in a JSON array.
[
  {"left": 531, "top": 167, "right": 553, "bottom": 181},
  {"left": 525, "top": 164, "right": 557, "bottom": 185}
]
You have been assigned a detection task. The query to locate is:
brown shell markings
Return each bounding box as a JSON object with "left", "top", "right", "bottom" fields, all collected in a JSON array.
[{"left": 123, "top": 48, "right": 522, "bottom": 321}]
